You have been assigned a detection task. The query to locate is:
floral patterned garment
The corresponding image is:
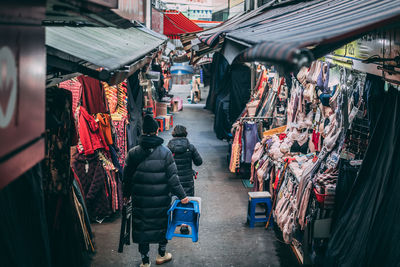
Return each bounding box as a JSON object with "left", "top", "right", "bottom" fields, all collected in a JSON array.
[
  {"left": 44, "top": 87, "right": 77, "bottom": 195},
  {"left": 112, "top": 120, "right": 127, "bottom": 167}
]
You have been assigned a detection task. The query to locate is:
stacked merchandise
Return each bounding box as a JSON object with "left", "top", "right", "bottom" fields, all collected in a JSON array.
[
  {"left": 60, "top": 75, "right": 130, "bottom": 223},
  {"left": 231, "top": 61, "right": 376, "bottom": 264},
  {"left": 229, "top": 68, "right": 288, "bottom": 178}
]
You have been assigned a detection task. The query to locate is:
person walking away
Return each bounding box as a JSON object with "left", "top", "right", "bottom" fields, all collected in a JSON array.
[
  {"left": 123, "top": 115, "right": 189, "bottom": 267},
  {"left": 167, "top": 125, "right": 203, "bottom": 234}
]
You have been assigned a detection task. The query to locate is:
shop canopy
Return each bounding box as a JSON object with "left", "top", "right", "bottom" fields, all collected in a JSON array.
[
  {"left": 188, "top": 0, "right": 400, "bottom": 67},
  {"left": 163, "top": 11, "right": 203, "bottom": 39},
  {"left": 191, "top": 20, "right": 222, "bottom": 29},
  {"left": 227, "top": 0, "right": 400, "bottom": 67},
  {"left": 180, "top": 1, "right": 275, "bottom": 64},
  {"left": 196, "top": 1, "right": 274, "bottom": 47},
  {"left": 46, "top": 25, "right": 167, "bottom": 85}
]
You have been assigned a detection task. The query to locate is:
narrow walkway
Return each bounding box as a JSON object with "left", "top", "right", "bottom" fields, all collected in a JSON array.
[{"left": 92, "top": 104, "right": 299, "bottom": 267}]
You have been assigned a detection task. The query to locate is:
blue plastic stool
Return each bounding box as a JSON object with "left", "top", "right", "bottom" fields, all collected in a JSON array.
[
  {"left": 247, "top": 191, "right": 273, "bottom": 228},
  {"left": 166, "top": 198, "right": 201, "bottom": 242}
]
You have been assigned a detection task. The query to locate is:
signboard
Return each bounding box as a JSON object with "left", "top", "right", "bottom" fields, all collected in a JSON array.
[
  {"left": 333, "top": 29, "right": 400, "bottom": 64},
  {"left": 328, "top": 28, "right": 400, "bottom": 84},
  {"left": 0, "top": 25, "right": 45, "bottom": 189}
]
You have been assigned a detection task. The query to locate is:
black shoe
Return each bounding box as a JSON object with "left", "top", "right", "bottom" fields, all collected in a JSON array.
[{"left": 180, "top": 226, "right": 189, "bottom": 235}]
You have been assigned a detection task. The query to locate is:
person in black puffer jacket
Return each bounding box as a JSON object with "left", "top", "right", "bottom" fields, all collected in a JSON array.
[
  {"left": 123, "top": 115, "right": 189, "bottom": 267},
  {"left": 167, "top": 125, "right": 203, "bottom": 197}
]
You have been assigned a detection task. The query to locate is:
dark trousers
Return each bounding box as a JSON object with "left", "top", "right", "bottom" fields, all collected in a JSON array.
[{"left": 138, "top": 240, "right": 168, "bottom": 263}]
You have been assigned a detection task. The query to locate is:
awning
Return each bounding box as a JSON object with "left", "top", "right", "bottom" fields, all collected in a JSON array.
[
  {"left": 46, "top": 26, "right": 167, "bottom": 85},
  {"left": 163, "top": 11, "right": 203, "bottom": 39},
  {"left": 191, "top": 20, "right": 222, "bottom": 29},
  {"left": 45, "top": 0, "right": 132, "bottom": 27},
  {"left": 178, "top": 1, "right": 275, "bottom": 64},
  {"left": 227, "top": 0, "right": 400, "bottom": 67},
  {"left": 196, "top": 1, "right": 275, "bottom": 47}
]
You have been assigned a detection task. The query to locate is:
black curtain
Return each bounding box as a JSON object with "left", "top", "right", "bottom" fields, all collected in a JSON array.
[
  {"left": 326, "top": 86, "right": 400, "bottom": 266},
  {"left": 0, "top": 164, "right": 52, "bottom": 267},
  {"left": 229, "top": 64, "right": 251, "bottom": 124},
  {"left": 127, "top": 70, "right": 144, "bottom": 150},
  {"left": 214, "top": 93, "right": 231, "bottom": 140},
  {"left": 206, "top": 52, "right": 229, "bottom": 112}
]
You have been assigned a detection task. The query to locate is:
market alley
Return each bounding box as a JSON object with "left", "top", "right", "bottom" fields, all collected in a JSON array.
[{"left": 92, "top": 101, "right": 298, "bottom": 267}]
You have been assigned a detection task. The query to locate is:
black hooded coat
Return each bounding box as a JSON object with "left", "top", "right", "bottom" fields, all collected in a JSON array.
[
  {"left": 123, "top": 135, "right": 186, "bottom": 243},
  {"left": 167, "top": 137, "right": 203, "bottom": 196}
]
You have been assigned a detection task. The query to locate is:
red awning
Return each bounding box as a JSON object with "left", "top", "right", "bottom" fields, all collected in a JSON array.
[{"left": 163, "top": 11, "right": 203, "bottom": 39}]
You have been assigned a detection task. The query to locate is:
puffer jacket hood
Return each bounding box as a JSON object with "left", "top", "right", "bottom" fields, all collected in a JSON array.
[
  {"left": 168, "top": 137, "right": 203, "bottom": 196},
  {"left": 139, "top": 135, "right": 164, "bottom": 149}
]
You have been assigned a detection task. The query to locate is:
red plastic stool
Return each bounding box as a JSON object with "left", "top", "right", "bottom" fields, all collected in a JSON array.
[
  {"left": 155, "top": 118, "right": 164, "bottom": 132},
  {"left": 169, "top": 115, "right": 174, "bottom": 127}
]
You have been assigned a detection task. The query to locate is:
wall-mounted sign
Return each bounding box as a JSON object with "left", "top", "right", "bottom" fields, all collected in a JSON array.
[
  {"left": 329, "top": 28, "right": 400, "bottom": 85},
  {"left": 0, "top": 46, "right": 18, "bottom": 129},
  {"left": 0, "top": 25, "right": 45, "bottom": 190}
]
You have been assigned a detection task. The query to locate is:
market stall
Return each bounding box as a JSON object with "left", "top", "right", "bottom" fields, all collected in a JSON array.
[{"left": 192, "top": 0, "right": 400, "bottom": 265}]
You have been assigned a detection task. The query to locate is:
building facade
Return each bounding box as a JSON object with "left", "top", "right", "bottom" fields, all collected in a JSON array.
[{"left": 162, "top": 0, "right": 213, "bottom": 20}]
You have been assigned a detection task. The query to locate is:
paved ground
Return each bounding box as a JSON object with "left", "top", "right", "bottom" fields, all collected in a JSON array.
[{"left": 91, "top": 85, "right": 299, "bottom": 267}]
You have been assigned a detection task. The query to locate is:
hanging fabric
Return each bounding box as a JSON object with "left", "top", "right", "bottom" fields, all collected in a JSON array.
[
  {"left": 78, "top": 75, "right": 108, "bottom": 114},
  {"left": 229, "top": 125, "right": 243, "bottom": 173},
  {"left": 327, "top": 87, "right": 400, "bottom": 266}
]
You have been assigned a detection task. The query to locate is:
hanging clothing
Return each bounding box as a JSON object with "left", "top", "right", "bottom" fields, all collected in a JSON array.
[
  {"left": 96, "top": 113, "right": 113, "bottom": 145},
  {"left": 0, "top": 164, "right": 52, "bottom": 267},
  {"left": 72, "top": 174, "right": 93, "bottom": 239},
  {"left": 243, "top": 122, "right": 260, "bottom": 164},
  {"left": 44, "top": 87, "right": 77, "bottom": 194},
  {"left": 72, "top": 152, "right": 112, "bottom": 220},
  {"left": 117, "top": 82, "right": 128, "bottom": 118},
  {"left": 112, "top": 120, "right": 127, "bottom": 167},
  {"left": 327, "top": 87, "right": 400, "bottom": 267},
  {"left": 78, "top": 75, "right": 107, "bottom": 114},
  {"left": 230, "top": 125, "right": 243, "bottom": 172},
  {"left": 59, "top": 79, "right": 82, "bottom": 115},
  {"left": 127, "top": 71, "right": 144, "bottom": 149},
  {"left": 363, "top": 74, "right": 385, "bottom": 134},
  {"left": 103, "top": 83, "right": 118, "bottom": 114},
  {"left": 78, "top": 106, "right": 108, "bottom": 155}
]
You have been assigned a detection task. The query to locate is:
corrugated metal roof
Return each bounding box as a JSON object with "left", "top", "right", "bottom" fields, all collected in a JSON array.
[
  {"left": 196, "top": 0, "right": 276, "bottom": 47},
  {"left": 137, "top": 24, "right": 168, "bottom": 41},
  {"left": 46, "top": 26, "right": 165, "bottom": 71},
  {"left": 228, "top": 0, "right": 400, "bottom": 65}
]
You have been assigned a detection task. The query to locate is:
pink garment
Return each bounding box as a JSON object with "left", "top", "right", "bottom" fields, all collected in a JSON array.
[
  {"left": 59, "top": 79, "right": 82, "bottom": 114},
  {"left": 250, "top": 142, "right": 265, "bottom": 183}
]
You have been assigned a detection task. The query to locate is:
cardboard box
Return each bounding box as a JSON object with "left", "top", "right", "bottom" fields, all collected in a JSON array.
[
  {"left": 156, "top": 102, "right": 167, "bottom": 116},
  {"left": 172, "top": 101, "right": 179, "bottom": 112}
]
